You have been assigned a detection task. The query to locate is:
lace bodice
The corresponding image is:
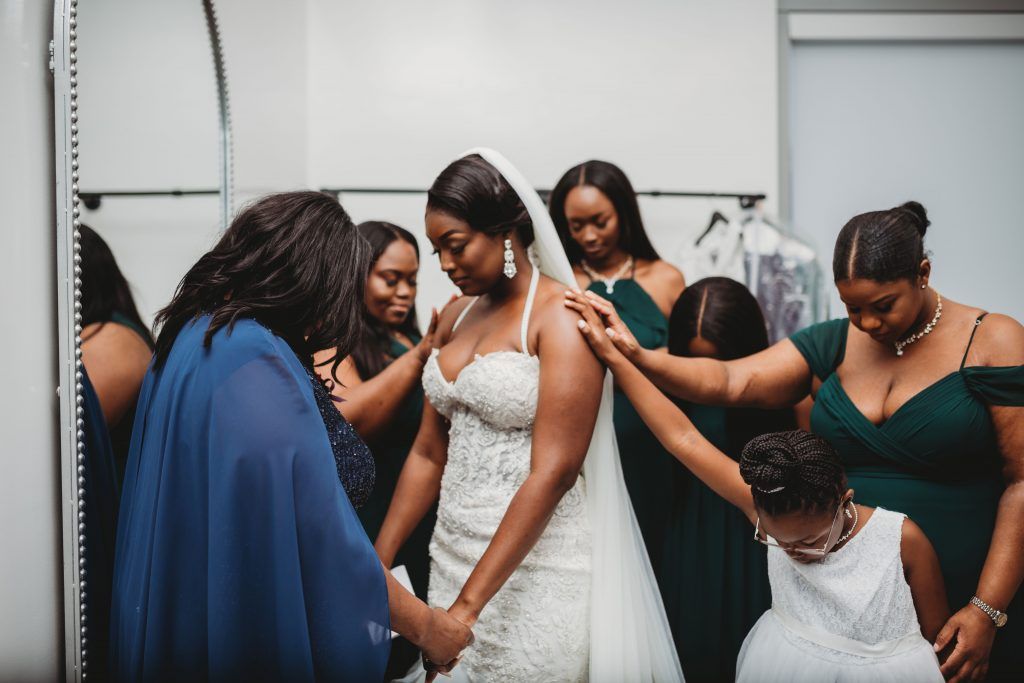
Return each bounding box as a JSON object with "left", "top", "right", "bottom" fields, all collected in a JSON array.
[
  {"left": 768, "top": 508, "right": 920, "bottom": 652},
  {"left": 423, "top": 350, "right": 539, "bottom": 430}
]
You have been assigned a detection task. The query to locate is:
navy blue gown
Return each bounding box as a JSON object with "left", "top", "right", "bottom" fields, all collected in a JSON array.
[
  {"left": 110, "top": 316, "right": 390, "bottom": 682},
  {"left": 82, "top": 368, "right": 120, "bottom": 682}
]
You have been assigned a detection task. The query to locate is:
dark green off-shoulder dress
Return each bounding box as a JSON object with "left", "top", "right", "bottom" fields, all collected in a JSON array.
[
  {"left": 588, "top": 277, "right": 677, "bottom": 577},
  {"left": 791, "top": 316, "right": 1024, "bottom": 679}
]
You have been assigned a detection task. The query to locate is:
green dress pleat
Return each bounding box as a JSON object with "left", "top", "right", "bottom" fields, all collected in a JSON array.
[
  {"left": 588, "top": 278, "right": 676, "bottom": 577},
  {"left": 791, "top": 318, "right": 1024, "bottom": 680},
  {"left": 356, "top": 333, "right": 436, "bottom": 679},
  {"left": 357, "top": 333, "right": 435, "bottom": 602},
  {"left": 663, "top": 402, "right": 790, "bottom": 682}
]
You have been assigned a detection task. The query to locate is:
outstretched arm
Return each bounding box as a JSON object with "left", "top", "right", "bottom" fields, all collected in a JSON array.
[
  {"left": 445, "top": 297, "right": 603, "bottom": 628},
  {"left": 315, "top": 308, "right": 441, "bottom": 441},
  {"left": 565, "top": 290, "right": 813, "bottom": 409},
  {"left": 574, "top": 299, "right": 756, "bottom": 520}
]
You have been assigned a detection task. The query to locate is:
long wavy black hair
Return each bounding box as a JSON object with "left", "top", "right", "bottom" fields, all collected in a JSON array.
[
  {"left": 668, "top": 277, "right": 794, "bottom": 447},
  {"left": 548, "top": 160, "right": 661, "bottom": 265},
  {"left": 80, "top": 224, "right": 154, "bottom": 347},
  {"left": 153, "top": 191, "right": 370, "bottom": 380},
  {"left": 349, "top": 221, "right": 421, "bottom": 380}
]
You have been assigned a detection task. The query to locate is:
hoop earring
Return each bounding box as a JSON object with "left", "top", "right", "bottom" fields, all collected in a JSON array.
[{"left": 503, "top": 238, "right": 517, "bottom": 279}]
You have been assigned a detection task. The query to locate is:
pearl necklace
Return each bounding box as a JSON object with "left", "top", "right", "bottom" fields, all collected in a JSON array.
[
  {"left": 894, "top": 292, "right": 942, "bottom": 357},
  {"left": 581, "top": 255, "right": 634, "bottom": 294}
]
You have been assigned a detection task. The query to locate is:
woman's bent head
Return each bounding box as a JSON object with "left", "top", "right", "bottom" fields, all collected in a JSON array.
[{"left": 154, "top": 191, "right": 369, "bottom": 374}]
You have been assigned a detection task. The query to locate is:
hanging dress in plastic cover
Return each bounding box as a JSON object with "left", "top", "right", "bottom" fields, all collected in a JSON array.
[{"left": 742, "top": 215, "right": 827, "bottom": 343}]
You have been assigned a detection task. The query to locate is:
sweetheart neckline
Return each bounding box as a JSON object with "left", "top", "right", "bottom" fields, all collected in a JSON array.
[{"left": 428, "top": 348, "right": 538, "bottom": 386}]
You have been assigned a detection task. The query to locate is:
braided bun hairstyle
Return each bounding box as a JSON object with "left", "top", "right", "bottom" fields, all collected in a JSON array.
[
  {"left": 833, "top": 200, "right": 930, "bottom": 283},
  {"left": 739, "top": 430, "right": 846, "bottom": 515}
]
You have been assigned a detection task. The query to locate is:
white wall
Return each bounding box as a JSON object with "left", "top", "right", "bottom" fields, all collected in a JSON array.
[
  {"left": 72, "top": 0, "right": 783, "bottom": 327},
  {"left": 76, "top": 0, "right": 222, "bottom": 325},
  {"left": 76, "top": 0, "right": 309, "bottom": 326},
  {"left": 0, "top": 2, "right": 66, "bottom": 679},
  {"left": 307, "top": 0, "right": 780, "bottom": 319}
]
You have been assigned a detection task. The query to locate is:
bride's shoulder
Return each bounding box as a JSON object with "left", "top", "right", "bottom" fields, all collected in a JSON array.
[
  {"left": 532, "top": 276, "right": 586, "bottom": 327},
  {"left": 435, "top": 295, "right": 476, "bottom": 344}
]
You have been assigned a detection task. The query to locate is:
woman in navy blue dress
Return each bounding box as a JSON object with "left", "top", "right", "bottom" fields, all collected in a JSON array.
[{"left": 109, "top": 192, "right": 472, "bottom": 682}]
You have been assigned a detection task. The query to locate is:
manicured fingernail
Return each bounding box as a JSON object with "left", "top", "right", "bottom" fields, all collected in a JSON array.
[
  {"left": 577, "top": 320, "right": 586, "bottom": 329},
  {"left": 606, "top": 328, "right": 615, "bottom": 338}
]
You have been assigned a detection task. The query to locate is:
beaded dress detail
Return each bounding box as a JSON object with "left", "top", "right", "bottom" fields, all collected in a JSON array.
[
  {"left": 305, "top": 367, "right": 375, "bottom": 509},
  {"left": 421, "top": 266, "right": 592, "bottom": 681}
]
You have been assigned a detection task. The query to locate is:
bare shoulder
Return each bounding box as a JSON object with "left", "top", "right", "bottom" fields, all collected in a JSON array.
[
  {"left": 973, "top": 312, "right": 1024, "bottom": 366},
  {"left": 635, "top": 258, "right": 686, "bottom": 314},
  {"left": 899, "top": 516, "right": 935, "bottom": 561},
  {"left": 532, "top": 276, "right": 579, "bottom": 327},
  {"left": 531, "top": 276, "right": 596, "bottom": 348},
  {"left": 435, "top": 295, "right": 476, "bottom": 345},
  {"left": 83, "top": 321, "right": 152, "bottom": 361},
  {"left": 646, "top": 258, "right": 686, "bottom": 286}
]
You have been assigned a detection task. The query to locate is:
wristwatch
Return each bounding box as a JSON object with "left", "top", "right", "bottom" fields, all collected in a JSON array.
[{"left": 970, "top": 596, "right": 1009, "bottom": 628}]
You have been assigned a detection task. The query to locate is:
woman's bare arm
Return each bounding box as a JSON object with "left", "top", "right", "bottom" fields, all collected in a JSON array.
[
  {"left": 936, "top": 315, "right": 1024, "bottom": 682},
  {"left": 315, "top": 309, "right": 440, "bottom": 441},
  {"left": 575, "top": 302, "right": 755, "bottom": 519},
  {"left": 901, "top": 518, "right": 950, "bottom": 641},
  {"left": 565, "top": 290, "right": 813, "bottom": 408},
  {"left": 374, "top": 399, "right": 450, "bottom": 567}
]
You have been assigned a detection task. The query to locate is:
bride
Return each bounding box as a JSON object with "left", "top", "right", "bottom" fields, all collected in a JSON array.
[{"left": 374, "top": 149, "right": 682, "bottom": 682}]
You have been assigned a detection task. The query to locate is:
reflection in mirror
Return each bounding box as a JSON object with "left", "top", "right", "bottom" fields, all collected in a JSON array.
[{"left": 70, "top": 1, "right": 228, "bottom": 680}]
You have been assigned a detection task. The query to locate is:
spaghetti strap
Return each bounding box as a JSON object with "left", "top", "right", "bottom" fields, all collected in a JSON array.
[
  {"left": 520, "top": 266, "right": 540, "bottom": 354},
  {"left": 960, "top": 313, "right": 989, "bottom": 370},
  {"left": 452, "top": 297, "right": 478, "bottom": 332}
]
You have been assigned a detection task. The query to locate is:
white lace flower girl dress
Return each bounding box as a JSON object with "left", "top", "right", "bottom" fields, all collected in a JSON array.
[{"left": 736, "top": 507, "right": 943, "bottom": 682}]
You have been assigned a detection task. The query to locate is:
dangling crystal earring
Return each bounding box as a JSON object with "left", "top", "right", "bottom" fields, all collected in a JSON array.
[{"left": 503, "top": 238, "right": 517, "bottom": 279}]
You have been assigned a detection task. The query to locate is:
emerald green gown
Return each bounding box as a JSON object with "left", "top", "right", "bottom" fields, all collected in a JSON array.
[
  {"left": 663, "top": 402, "right": 791, "bottom": 682},
  {"left": 791, "top": 316, "right": 1024, "bottom": 679},
  {"left": 356, "top": 333, "right": 436, "bottom": 679},
  {"left": 357, "top": 332, "right": 435, "bottom": 602},
  {"left": 588, "top": 278, "right": 676, "bottom": 576}
]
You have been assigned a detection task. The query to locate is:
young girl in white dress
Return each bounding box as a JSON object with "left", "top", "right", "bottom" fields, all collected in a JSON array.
[{"left": 570, "top": 297, "right": 950, "bottom": 682}]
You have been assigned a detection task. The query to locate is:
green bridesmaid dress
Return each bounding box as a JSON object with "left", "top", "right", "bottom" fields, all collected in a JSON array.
[
  {"left": 791, "top": 316, "right": 1024, "bottom": 679},
  {"left": 663, "top": 402, "right": 790, "bottom": 682},
  {"left": 357, "top": 333, "right": 437, "bottom": 679},
  {"left": 588, "top": 277, "right": 676, "bottom": 576},
  {"left": 357, "top": 332, "right": 435, "bottom": 601}
]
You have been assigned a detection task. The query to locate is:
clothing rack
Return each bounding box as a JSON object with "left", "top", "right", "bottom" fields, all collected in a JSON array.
[
  {"left": 79, "top": 189, "right": 220, "bottom": 210},
  {"left": 80, "top": 187, "right": 768, "bottom": 211},
  {"left": 321, "top": 186, "right": 765, "bottom": 207}
]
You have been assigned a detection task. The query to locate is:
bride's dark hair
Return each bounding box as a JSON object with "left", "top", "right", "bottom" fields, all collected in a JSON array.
[
  {"left": 153, "top": 191, "right": 370, "bottom": 380},
  {"left": 427, "top": 154, "right": 534, "bottom": 246}
]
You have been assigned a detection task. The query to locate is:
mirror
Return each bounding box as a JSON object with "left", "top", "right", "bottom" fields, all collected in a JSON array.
[{"left": 54, "top": 1, "right": 230, "bottom": 679}]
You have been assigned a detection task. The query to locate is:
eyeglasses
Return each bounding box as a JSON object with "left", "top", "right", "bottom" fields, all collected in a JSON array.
[{"left": 753, "top": 500, "right": 847, "bottom": 557}]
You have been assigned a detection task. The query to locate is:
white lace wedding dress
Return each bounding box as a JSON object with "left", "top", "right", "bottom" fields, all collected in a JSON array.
[
  {"left": 422, "top": 265, "right": 592, "bottom": 681},
  {"left": 398, "top": 148, "right": 682, "bottom": 683}
]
